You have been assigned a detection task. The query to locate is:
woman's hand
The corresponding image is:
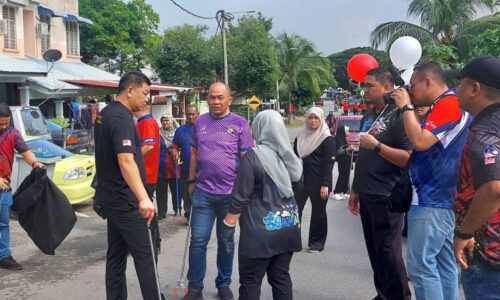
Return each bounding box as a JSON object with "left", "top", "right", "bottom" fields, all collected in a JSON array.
[{"left": 320, "top": 186, "right": 329, "bottom": 200}]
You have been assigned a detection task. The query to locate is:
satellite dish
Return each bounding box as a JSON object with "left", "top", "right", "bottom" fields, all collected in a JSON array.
[
  {"left": 42, "top": 49, "right": 62, "bottom": 73},
  {"left": 43, "top": 49, "right": 62, "bottom": 62}
]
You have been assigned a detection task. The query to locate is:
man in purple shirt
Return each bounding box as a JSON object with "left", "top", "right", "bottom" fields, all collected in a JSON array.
[{"left": 184, "top": 82, "right": 254, "bottom": 300}]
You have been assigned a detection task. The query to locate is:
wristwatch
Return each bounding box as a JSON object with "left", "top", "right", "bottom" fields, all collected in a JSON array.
[
  {"left": 454, "top": 229, "right": 474, "bottom": 240},
  {"left": 374, "top": 142, "right": 382, "bottom": 154},
  {"left": 402, "top": 104, "right": 415, "bottom": 113}
]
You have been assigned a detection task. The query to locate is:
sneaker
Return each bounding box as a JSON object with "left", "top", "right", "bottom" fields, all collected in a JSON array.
[
  {"left": 182, "top": 291, "right": 203, "bottom": 300},
  {"left": 332, "top": 194, "right": 344, "bottom": 201},
  {"left": 217, "top": 286, "right": 234, "bottom": 300},
  {"left": 0, "top": 256, "right": 23, "bottom": 270},
  {"left": 307, "top": 248, "right": 323, "bottom": 253}
]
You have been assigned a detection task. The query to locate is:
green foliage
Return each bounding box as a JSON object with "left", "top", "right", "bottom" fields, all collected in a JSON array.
[
  {"left": 79, "top": 0, "right": 160, "bottom": 74},
  {"left": 328, "top": 47, "right": 388, "bottom": 91},
  {"left": 151, "top": 25, "right": 216, "bottom": 86},
  {"left": 422, "top": 44, "right": 462, "bottom": 69},
  {"left": 277, "top": 33, "right": 332, "bottom": 109},
  {"left": 49, "top": 118, "right": 70, "bottom": 128},
  {"left": 370, "top": 0, "right": 498, "bottom": 60},
  {"left": 469, "top": 28, "right": 500, "bottom": 57},
  {"left": 227, "top": 14, "right": 279, "bottom": 98}
]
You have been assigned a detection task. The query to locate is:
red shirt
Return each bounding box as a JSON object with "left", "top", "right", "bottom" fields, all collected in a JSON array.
[
  {"left": 353, "top": 103, "right": 359, "bottom": 111},
  {"left": 136, "top": 114, "right": 160, "bottom": 184},
  {"left": 361, "top": 103, "right": 367, "bottom": 111},
  {"left": 0, "top": 127, "right": 29, "bottom": 181},
  {"left": 343, "top": 103, "right": 350, "bottom": 111}
]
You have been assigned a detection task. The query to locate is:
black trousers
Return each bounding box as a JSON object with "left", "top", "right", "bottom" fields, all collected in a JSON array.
[
  {"left": 334, "top": 154, "right": 351, "bottom": 194},
  {"left": 156, "top": 177, "right": 179, "bottom": 215},
  {"left": 145, "top": 184, "right": 161, "bottom": 256},
  {"left": 239, "top": 252, "right": 294, "bottom": 300},
  {"left": 178, "top": 179, "right": 192, "bottom": 219},
  {"left": 359, "top": 193, "right": 411, "bottom": 300},
  {"left": 104, "top": 208, "right": 160, "bottom": 300},
  {"left": 297, "top": 186, "right": 328, "bottom": 250}
]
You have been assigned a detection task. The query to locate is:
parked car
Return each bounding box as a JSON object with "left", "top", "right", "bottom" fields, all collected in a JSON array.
[
  {"left": 9, "top": 106, "right": 52, "bottom": 141},
  {"left": 15, "top": 137, "right": 96, "bottom": 205},
  {"left": 334, "top": 115, "right": 363, "bottom": 156},
  {"left": 46, "top": 120, "right": 93, "bottom": 155}
]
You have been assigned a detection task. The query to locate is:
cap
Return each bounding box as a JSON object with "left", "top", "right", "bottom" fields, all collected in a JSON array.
[{"left": 445, "top": 55, "right": 500, "bottom": 89}]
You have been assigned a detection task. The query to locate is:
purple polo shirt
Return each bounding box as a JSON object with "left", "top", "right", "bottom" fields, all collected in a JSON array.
[{"left": 192, "top": 112, "right": 254, "bottom": 195}]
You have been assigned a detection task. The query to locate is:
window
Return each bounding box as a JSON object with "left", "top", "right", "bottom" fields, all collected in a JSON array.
[
  {"left": 39, "top": 14, "right": 51, "bottom": 54},
  {"left": 3, "top": 6, "right": 17, "bottom": 49},
  {"left": 65, "top": 20, "right": 78, "bottom": 56}
]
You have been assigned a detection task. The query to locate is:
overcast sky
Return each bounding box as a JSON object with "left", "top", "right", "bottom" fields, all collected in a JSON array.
[{"left": 144, "top": 0, "right": 421, "bottom": 55}]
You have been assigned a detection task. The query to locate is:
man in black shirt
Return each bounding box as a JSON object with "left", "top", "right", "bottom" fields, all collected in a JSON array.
[
  {"left": 349, "top": 68, "right": 412, "bottom": 300},
  {"left": 94, "top": 72, "right": 160, "bottom": 300}
]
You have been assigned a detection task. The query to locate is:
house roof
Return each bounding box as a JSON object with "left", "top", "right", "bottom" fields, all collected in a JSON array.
[{"left": 0, "top": 55, "right": 47, "bottom": 78}]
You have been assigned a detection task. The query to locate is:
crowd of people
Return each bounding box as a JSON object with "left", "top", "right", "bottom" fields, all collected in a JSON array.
[{"left": 1, "top": 55, "right": 499, "bottom": 300}]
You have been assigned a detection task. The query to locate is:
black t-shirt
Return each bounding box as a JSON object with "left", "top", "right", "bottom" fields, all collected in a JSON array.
[
  {"left": 94, "top": 101, "right": 146, "bottom": 210},
  {"left": 229, "top": 150, "right": 302, "bottom": 258},
  {"left": 353, "top": 104, "right": 412, "bottom": 196}
]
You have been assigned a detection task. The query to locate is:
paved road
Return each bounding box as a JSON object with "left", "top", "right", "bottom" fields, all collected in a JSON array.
[{"left": 2, "top": 118, "right": 461, "bottom": 300}]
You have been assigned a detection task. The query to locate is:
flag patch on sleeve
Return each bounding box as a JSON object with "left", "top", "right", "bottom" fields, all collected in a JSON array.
[{"left": 122, "top": 139, "right": 132, "bottom": 147}]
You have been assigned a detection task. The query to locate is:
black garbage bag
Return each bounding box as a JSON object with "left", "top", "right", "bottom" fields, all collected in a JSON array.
[{"left": 11, "top": 168, "right": 77, "bottom": 255}]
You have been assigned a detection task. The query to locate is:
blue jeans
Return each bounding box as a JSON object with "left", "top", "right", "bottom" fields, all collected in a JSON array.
[
  {"left": 0, "top": 190, "right": 13, "bottom": 260},
  {"left": 187, "top": 188, "right": 234, "bottom": 292},
  {"left": 407, "top": 205, "right": 458, "bottom": 300},
  {"left": 461, "top": 257, "right": 500, "bottom": 300}
]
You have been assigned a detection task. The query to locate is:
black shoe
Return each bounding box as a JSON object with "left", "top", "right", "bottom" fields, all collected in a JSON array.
[
  {"left": 0, "top": 256, "right": 23, "bottom": 270},
  {"left": 217, "top": 286, "right": 234, "bottom": 300},
  {"left": 182, "top": 291, "right": 203, "bottom": 300},
  {"left": 158, "top": 213, "right": 166, "bottom": 220}
]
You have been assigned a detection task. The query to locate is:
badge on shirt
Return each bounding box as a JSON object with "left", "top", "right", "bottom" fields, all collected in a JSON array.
[
  {"left": 122, "top": 139, "right": 132, "bottom": 147},
  {"left": 484, "top": 145, "right": 498, "bottom": 165},
  {"left": 227, "top": 125, "right": 234, "bottom": 134}
]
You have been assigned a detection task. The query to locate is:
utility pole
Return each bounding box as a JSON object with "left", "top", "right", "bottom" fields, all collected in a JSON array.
[{"left": 216, "top": 10, "right": 233, "bottom": 85}]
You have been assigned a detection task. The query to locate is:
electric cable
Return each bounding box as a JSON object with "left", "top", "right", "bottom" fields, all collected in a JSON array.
[{"left": 168, "top": 0, "right": 215, "bottom": 20}]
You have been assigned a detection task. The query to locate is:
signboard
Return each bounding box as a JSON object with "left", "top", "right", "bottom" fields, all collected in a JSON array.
[{"left": 246, "top": 95, "right": 261, "bottom": 110}]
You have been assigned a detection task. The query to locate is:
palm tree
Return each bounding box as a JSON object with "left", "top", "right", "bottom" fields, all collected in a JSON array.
[
  {"left": 276, "top": 33, "right": 331, "bottom": 118},
  {"left": 370, "top": 0, "right": 499, "bottom": 57}
]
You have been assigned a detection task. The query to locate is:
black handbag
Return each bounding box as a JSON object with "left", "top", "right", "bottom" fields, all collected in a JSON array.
[{"left": 387, "top": 154, "right": 413, "bottom": 213}]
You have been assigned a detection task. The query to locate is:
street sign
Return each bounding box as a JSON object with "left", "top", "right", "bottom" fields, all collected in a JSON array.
[{"left": 247, "top": 95, "right": 261, "bottom": 110}]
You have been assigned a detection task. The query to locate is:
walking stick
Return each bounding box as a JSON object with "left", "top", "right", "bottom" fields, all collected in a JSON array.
[
  {"left": 173, "top": 159, "right": 181, "bottom": 220},
  {"left": 347, "top": 145, "right": 355, "bottom": 192},
  {"left": 172, "top": 205, "right": 194, "bottom": 298},
  {"left": 148, "top": 225, "right": 164, "bottom": 300}
]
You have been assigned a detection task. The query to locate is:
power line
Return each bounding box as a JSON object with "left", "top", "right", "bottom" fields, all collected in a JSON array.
[{"left": 168, "top": 0, "right": 215, "bottom": 20}]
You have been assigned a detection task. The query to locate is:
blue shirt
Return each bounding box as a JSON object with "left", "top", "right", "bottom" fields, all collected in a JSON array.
[
  {"left": 172, "top": 124, "right": 195, "bottom": 179},
  {"left": 410, "top": 91, "right": 471, "bottom": 209}
]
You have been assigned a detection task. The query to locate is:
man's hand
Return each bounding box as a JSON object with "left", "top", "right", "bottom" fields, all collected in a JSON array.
[
  {"left": 320, "top": 186, "right": 329, "bottom": 200},
  {"left": 359, "top": 133, "right": 378, "bottom": 150},
  {"left": 391, "top": 87, "right": 412, "bottom": 109},
  {"left": 32, "top": 161, "right": 44, "bottom": 169},
  {"left": 454, "top": 237, "right": 475, "bottom": 269},
  {"left": 348, "top": 192, "right": 360, "bottom": 216},
  {"left": 0, "top": 178, "right": 10, "bottom": 190},
  {"left": 138, "top": 198, "right": 156, "bottom": 224}
]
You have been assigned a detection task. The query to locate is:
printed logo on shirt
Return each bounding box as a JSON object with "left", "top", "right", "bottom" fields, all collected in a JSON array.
[
  {"left": 227, "top": 125, "right": 234, "bottom": 134},
  {"left": 262, "top": 203, "right": 300, "bottom": 231},
  {"left": 484, "top": 145, "right": 499, "bottom": 165},
  {"left": 143, "top": 138, "right": 156, "bottom": 143},
  {"left": 122, "top": 139, "right": 132, "bottom": 147}
]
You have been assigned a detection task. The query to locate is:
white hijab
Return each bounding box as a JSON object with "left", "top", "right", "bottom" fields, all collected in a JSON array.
[
  {"left": 253, "top": 110, "right": 303, "bottom": 198},
  {"left": 296, "top": 107, "right": 331, "bottom": 158}
]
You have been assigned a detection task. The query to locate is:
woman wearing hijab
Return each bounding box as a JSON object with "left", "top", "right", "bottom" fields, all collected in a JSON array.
[
  {"left": 294, "top": 107, "right": 336, "bottom": 253},
  {"left": 333, "top": 125, "right": 352, "bottom": 201},
  {"left": 224, "top": 110, "right": 303, "bottom": 300},
  {"left": 157, "top": 114, "right": 180, "bottom": 219}
]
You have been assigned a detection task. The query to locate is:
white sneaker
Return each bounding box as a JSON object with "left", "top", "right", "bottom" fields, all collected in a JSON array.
[{"left": 333, "top": 194, "right": 344, "bottom": 201}]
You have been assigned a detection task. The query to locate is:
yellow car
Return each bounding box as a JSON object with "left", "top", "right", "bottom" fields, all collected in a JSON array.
[{"left": 20, "top": 138, "right": 95, "bottom": 205}]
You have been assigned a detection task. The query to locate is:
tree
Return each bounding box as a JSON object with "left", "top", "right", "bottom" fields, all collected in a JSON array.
[
  {"left": 370, "top": 0, "right": 499, "bottom": 58},
  {"left": 328, "top": 47, "right": 388, "bottom": 91},
  {"left": 276, "top": 33, "right": 332, "bottom": 114},
  {"left": 151, "top": 25, "right": 216, "bottom": 86},
  {"left": 79, "top": 0, "right": 160, "bottom": 74},
  {"left": 226, "top": 14, "right": 279, "bottom": 98},
  {"left": 469, "top": 28, "right": 500, "bottom": 57}
]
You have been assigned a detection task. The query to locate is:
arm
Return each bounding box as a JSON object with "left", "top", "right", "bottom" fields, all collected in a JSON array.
[
  {"left": 20, "top": 150, "right": 44, "bottom": 169},
  {"left": 402, "top": 111, "right": 438, "bottom": 151},
  {"left": 140, "top": 145, "right": 154, "bottom": 156},
  {"left": 117, "top": 153, "right": 155, "bottom": 223},
  {"left": 320, "top": 137, "right": 336, "bottom": 199},
  {"left": 359, "top": 133, "right": 411, "bottom": 168},
  {"left": 171, "top": 147, "right": 180, "bottom": 161},
  {"left": 188, "top": 147, "right": 198, "bottom": 196},
  {"left": 458, "top": 180, "right": 500, "bottom": 234},
  {"left": 225, "top": 153, "right": 256, "bottom": 225}
]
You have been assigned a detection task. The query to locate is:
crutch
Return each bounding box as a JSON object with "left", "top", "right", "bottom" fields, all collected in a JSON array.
[
  {"left": 147, "top": 225, "right": 165, "bottom": 300},
  {"left": 172, "top": 205, "right": 194, "bottom": 298},
  {"left": 173, "top": 159, "right": 181, "bottom": 220}
]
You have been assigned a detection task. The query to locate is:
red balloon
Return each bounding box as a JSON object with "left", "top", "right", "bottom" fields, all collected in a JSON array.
[{"left": 347, "top": 54, "right": 379, "bottom": 82}]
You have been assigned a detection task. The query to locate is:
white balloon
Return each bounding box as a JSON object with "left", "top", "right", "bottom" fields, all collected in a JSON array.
[
  {"left": 401, "top": 67, "right": 414, "bottom": 85},
  {"left": 390, "top": 36, "right": 422, "bottom": 71}
]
